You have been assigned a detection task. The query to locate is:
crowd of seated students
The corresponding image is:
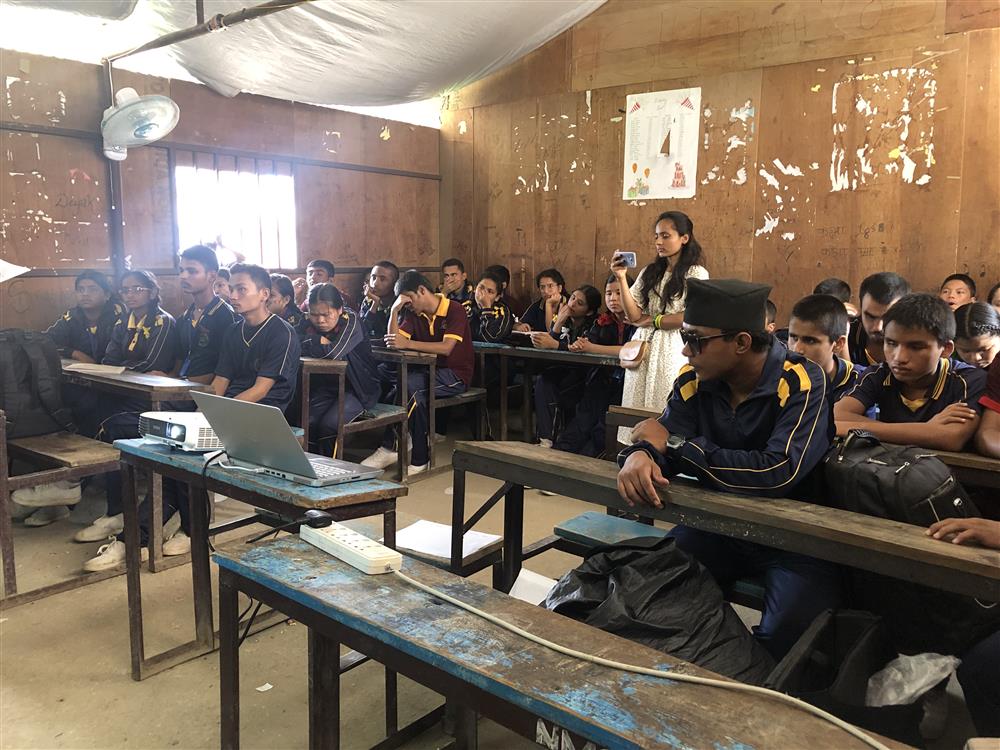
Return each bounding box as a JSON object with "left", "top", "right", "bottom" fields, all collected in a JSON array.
[{"left": 11, "top": 219, "right": 1000, "bottom": 739}]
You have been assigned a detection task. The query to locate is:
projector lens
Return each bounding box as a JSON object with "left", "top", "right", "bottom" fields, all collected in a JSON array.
[{"left": 167, "top": 424, "right": 186, "bottom": 441}]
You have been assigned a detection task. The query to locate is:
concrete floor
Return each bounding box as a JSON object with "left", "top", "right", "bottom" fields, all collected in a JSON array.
[{"left": 0, "top": 439, "right": 984, "bottom": 750}]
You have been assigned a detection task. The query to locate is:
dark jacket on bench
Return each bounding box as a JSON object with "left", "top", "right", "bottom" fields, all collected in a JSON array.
[{"left": 619, "top": 342, "right": 833, "bottom": 498}]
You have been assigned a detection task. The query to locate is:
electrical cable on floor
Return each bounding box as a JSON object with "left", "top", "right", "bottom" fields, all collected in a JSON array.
[{"left": 392, "top": 569, "right": 890, "bottom": 750}]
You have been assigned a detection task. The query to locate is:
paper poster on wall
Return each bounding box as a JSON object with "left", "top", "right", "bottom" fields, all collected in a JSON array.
[{"left": 622, "top": 87, "right": 701, "bottom": 200}]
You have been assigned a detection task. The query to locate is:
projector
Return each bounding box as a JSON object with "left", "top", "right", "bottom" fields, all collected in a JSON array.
[{"left": 139, "top": 412, "right": 222, "bottom": 452}]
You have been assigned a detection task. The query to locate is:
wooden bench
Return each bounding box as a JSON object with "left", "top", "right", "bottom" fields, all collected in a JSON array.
[
  {"left": 552, "top": 511, "right": 766, "bottom": 610},
  {"left": 1, "top": 411, "right": 123, "bottom": 607},
  {"left": 452, "top": 441, "right": 1000, "bottom": 601}
]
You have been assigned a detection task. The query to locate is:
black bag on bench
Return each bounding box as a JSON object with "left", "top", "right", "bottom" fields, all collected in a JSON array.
[
  {"left": 543, "top": 535, "right": 775, "bottom": 685},
  {"left": 823, "top": 429, "right": 978, "bottom": 526},
  {"left": 0, "top": 329, "right": 75, "bottom": 438}
]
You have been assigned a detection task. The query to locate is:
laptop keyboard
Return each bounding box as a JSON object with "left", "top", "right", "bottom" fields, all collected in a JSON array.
[{"left": 309, "top": 460, "right": 352, "bottom": 478}]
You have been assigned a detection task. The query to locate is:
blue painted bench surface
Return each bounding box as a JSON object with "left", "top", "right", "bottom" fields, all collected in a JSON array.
[
  {"left": 114, "top": 439, "right": 406, "bottom": 508},
  {"left": 214, "top": 537, "right": 877, "bottom": 750},
  {"left": 555, "top": 511, "right": 766, "bottom": 608}
]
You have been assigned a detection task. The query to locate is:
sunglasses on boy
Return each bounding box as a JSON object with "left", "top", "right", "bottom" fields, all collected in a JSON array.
[{"left": 679, "top": 329, "right": 733, "bottom": 355}]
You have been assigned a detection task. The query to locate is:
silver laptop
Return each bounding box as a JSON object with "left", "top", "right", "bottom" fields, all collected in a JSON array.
[{"left": 191, "top": 392, "right": 383, "bottom": 487}]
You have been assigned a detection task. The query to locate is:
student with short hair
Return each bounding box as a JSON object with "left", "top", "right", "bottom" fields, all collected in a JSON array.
[
  {"left": 17, "top": 271, "right": 125, "bottom": 525},
  {"left": 470, "top": 271, "right": 514, "bottom": 343},
  {"left": 765, "top": 299, "right": 777, "bottom": 333},
  {"left": 848, "top": 272, "right": 910, "bottom": 366},
  {"left": 439, "top": 257, "right": 475, "bottom": 316},
  {"left": 77, "top": 271, "right": 178, "bottom": 554},
  {"left": 616, "top": 278, "right": 839, "bottom": 659},
  {"left": 554, "top": 274, "right": 637, "bottom": 457},
  {"left": 940, "top": 272, "right": 977, "bottom": 311},
  {"left": 514, "top": 268, "right": 567, "bottom": 332},
  {"left": 177, "top": 245, "right": 238, "bottom": 383},
  {"left": 213, "top": 267, "right": 232, "bottom": 304},
  {"left": 361, "top": 270, "right": 472, "bottom": 475},
  {"left": 297, "top": 259, "right": 353, "bottom": 312},
  {"left": 483, "top": 264, "right": 511, "bottom": 295},
  {"left": 299, "top": 283, "right": 379, "bottom": 456},
  {"left": 212, "top": 263, "right": 301, "bottom": 409},
  {"left": 953, "top": 302, "right": 1000, "bottom": 369},
  {"left": 530, "top": 284, "right": 601, "bottom": 447},
  {"left": 360, "top": 260, "right": 400, "bottom": 339},
  {"left": 813, "top": 277, "right": 857, "bottom": 320},
  {"left": 835, "top": 293, "right": 987, "bottom": 451},
  {"left": 787, "top": 294, "right": 862, "bottom": 404},
  {"left": 268, "top": 273, "right": 303, "bottom": 330}
]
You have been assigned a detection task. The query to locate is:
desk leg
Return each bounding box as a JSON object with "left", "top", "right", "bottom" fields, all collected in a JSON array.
[
  {"left": 219, "top": 571, "right": 240, "bottom": 750},
  {"left": 450, "top": 469, "right": 466, "bottom": 573},
  {"left": 122, "top": 461, "right": 147, "bottom": 681},
  {"left": 383, "top": 509, "right": 396, "bottom": 550},
  {"left": 308, "top": 628, "right": 340, "bottom": 750},
  {"left": 428, "top": 362, "right": 437, "bottom": 470},
  {"left": 189, "top": 484, "right": 215, "bottom": 649},
  {"left": 149, "top": 470, "right": 164, "bottom": 572},
  {"left": 0, "top": 430, "right": 17, "bottom": 596},
  {"left": 400, "top": 362, "right": 410, "bottom": 482},
  {"left": 301, "top": 368, "right": 311, "bottom": 453},
  {"left": 499, "top": 354, "right": 508, "bottom": 441},
  {"left": 381, "top": 508, "right": 399, "bottom": 737},
  {"left": 521, "top": 361, "right": 533, "bottom": 443},
  {"left": 334, "top": 372, "right": 346, "bottom": 460},
  {"left": 502, "top": 484, "right": 524, "bottom": 593}
]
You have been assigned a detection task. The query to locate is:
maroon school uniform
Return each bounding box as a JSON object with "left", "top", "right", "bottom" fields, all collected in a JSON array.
[{"left": 398, "top": 294, "right": 473, "bottom": 385}]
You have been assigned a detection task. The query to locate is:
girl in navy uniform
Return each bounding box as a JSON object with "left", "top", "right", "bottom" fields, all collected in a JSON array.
[
  {"left": 953, "top": 301, "right": 1000, "bottom": 370},
  {"left": 299, "top": 283, "right": 380, "bottom": 455},
  {"left": 529, "top": 284, "right": 601, "bottom": 447},
  {"left": 46, "top": 269, "right": 125, "bottom": 364},
  {"left": 268, "top": 273, "right": 305, "bottom": 331},
  {"left": 514, "top": 268, "right": 568, "bottom": 332},
  {"left": 555, "top": 275, "right": 636, "bottom": 457},
  {"left": 470, "top": 271, "right": 514, "bottom": 342},
  {"left": 80, "top": 271, "right": 179, "bottom": 551}
]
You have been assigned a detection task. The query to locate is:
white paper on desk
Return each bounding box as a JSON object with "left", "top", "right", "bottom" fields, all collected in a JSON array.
[
  {"left": 63, "top": 362, "right": 126, "bottom": 374},
  {"left": 395, "top": 520, "right": 500, "bottom": 560},
  {"left": 509, "top": 569, "right": 557, "bottom": 605}
]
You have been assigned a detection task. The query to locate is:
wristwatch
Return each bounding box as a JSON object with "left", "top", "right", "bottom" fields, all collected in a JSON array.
[{"left": 666, "top": 434, "right": 688, "bottom": 458}]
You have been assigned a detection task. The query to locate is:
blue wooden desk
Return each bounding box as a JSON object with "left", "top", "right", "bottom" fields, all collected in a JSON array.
[
  {"left": 213, "top": 537, "right": 907, "bottom": 750},
  {"left": 114, "top": 438, "right": 407, "bottom": 681}
]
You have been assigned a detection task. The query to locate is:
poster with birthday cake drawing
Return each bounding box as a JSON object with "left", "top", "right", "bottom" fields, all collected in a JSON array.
[{"left": 623, "top": 87, "right": 701, "bottom": 200}]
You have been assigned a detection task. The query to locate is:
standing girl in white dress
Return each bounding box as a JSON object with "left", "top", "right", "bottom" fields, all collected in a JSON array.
[{"left": 611, "top": 211, "right": 708, "bottom": 444}]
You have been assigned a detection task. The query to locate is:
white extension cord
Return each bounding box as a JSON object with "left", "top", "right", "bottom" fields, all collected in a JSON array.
[{"left": 392, "top": 569, "right": 891, "bottom": 750}]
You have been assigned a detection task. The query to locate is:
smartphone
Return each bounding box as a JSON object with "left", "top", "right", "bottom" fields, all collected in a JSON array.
[{"left": 614, "top": 251, "right": 637, "bottom": 268}]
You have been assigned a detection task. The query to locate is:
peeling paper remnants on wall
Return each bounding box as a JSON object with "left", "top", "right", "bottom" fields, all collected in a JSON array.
[{"left": 755, "top": 212, "right": 779, "bottom": 236}]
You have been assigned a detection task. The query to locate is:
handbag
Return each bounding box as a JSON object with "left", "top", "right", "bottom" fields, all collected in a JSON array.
[{"left": 618, "top": 339, "right": 648, "bottom": 369}]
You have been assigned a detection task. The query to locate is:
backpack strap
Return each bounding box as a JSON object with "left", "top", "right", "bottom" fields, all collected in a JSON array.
[{"left": 21, "top": 332, "right": 75, "bottom": 433}]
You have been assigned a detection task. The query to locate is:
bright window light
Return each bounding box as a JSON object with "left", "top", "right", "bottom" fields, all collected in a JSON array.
[{"left": 174, "top": 160, "right": 297, "bottom": 269}]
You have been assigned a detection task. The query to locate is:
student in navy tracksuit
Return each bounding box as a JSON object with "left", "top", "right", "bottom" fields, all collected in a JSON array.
[
  {"left": 617, "top": 279, "right": 840, "bottom": 660},
  {"left": 470, "top": 271, "right": 514, "bottom": 343},
  {"left": 554, "top": 275, "right": 636, "bottom": 457},
  {"left": 268, "top": 273, "right": 305, "bottom": 331},
  {"left": 847, "top": 272, "right": 910, "bottom": 366},
  {"left": 529, "top": 284, "right": 600, "bottom": 446},
  {"left": 439, "top": 257, "right": 475, "bottom": 318},
  {"left": 299, "top": 283, "right": 380, "bottom": 456},
  {"left": 360, "top": 261, "right": 400, "bottom": 339},
  {"left": 786, "top": 293, "right": 864, "bottom": 407},
  {"left": 514, "top": 268, "right": 567, "bottom": 333},
  {"left": 83, "top": 271, "right": 178, "bottom": 553},
  {"left": 45, "top": 269, "right": 125, "bottom": 437}
]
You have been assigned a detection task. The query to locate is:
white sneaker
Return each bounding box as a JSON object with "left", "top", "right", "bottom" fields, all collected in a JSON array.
[
  {"left": 162, "top": 531, "right": 190, "bottom": 556},
  {"left": 82, "top": 540, "right": 147, "bottom": 572},
  {"left": 9, "top": 500, "right": 35, "bottom": 520},
  {"left": 12, "top": 481, "right": 81, "bottom": 508},
  {"left": 433, "top": 433, "right": 447, "bottom": 444},
  {"left": 23, "top": 505, "right": 71, "bottom": 526},
  {"left": 408, "top": 463, "right": 429, "bottom": 476},
  {"left": 538, "top": 439, "right": 553, "bottom": 449},
  {"left": 538, "top": 489, "right": 558, "bottom": 497},
  {"left": 163, "top": 513, "right": 181, "bottom": 540},
  {"left": 74, "top": 513, "right": 124, "bottom": 543},
  {"left": 362, "top": 447, "right": 398, "bottom": 469}
]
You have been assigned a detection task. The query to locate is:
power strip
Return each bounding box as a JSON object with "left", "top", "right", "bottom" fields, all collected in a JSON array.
[{"left": 300, "top": 521, "right": 402, "bottom": 575}]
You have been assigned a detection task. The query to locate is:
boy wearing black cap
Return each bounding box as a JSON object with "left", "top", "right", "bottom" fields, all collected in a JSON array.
[{"left": 617, "top": 278, "right": 840, "bottom": 659}]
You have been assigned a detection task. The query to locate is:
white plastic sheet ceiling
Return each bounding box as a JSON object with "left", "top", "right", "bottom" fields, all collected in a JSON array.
[{"left": 8, "top": 0, "right": 605, "bottom": 106}]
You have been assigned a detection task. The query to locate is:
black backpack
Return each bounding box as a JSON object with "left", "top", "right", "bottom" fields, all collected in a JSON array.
[
  {"left": 0, "top": 329, "right": 75, "bottom": 438},
  {"left": 823, "top": 429, "right": 978, "bottom": 526}
]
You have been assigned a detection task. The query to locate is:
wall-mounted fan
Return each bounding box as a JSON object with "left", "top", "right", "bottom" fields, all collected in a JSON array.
[{"left": 100, "top": 87, "right": 180, "bottom": 161}]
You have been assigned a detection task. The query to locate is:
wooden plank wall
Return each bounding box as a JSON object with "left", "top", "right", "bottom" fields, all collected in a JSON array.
[
  {"left": 1, "top": 52, "right": 440, "bottom": 331},
  {"left": 441, "top": 0, "right": 1000, "bottom": 321}
]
